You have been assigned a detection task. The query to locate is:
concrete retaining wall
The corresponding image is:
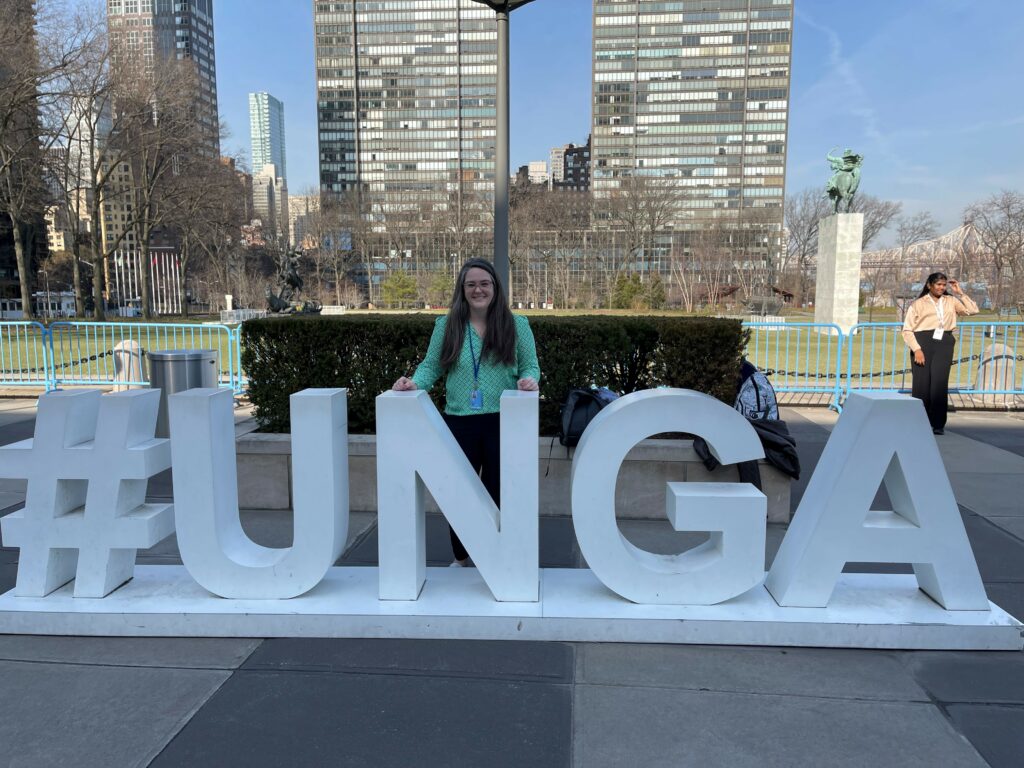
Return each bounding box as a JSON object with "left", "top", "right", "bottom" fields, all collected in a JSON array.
[{"left": 236, "top": 434, "right": 792, "bottom": 524}]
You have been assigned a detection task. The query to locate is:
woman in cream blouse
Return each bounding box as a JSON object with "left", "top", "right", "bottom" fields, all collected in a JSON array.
[{"left": 901, "top": 272, "right": 979, "bottom": 434}]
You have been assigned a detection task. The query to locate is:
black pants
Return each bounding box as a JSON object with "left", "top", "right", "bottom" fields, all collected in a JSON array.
[
  {"left": 911, "top": 331, "right": 955, "bottom": 430},
  {"left": 443, "top": 412, "right": 501, "bottom": 561}
]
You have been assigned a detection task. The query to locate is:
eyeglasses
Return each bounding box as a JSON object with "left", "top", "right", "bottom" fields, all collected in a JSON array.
[{"left": 465, "top": 280, "right": 493, "bottom": 290}]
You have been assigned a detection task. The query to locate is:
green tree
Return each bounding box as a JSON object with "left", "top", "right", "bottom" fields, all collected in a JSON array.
[
  {"left": 611, "top": 273, "right": 644, "bottom": 309},
  {"left": 428, "top": 271, "right": 454, "bottom": 307},
  {"left": 381, "top": 270, "right": 419, "bottom": 308},
  {"left": 646, "top": 274, "right": 666, "bottom": 310}
]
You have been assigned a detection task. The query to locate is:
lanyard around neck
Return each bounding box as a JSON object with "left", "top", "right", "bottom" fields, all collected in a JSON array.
[
  {"left": 466, "top": 323, "right": 482, "bottom": 385},
  {"left": 929, "top": 295, "right": 945, "bottom": 323}
]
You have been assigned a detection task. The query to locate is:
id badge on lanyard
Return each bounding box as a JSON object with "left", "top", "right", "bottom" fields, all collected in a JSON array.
[
  {"left": 468, "top": 325, "right": 483, "bottom": 410},
  {"left": 931, "top": 296, "right": 945, "bottom": 341}
]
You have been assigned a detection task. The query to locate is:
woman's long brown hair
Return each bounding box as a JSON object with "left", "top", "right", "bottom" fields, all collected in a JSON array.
[{"left": 439, "top": 258, "right": 517, "bottom": 371}]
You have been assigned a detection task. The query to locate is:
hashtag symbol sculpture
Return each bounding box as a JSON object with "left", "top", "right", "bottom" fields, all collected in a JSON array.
[{"left": 0, "top": 389, "right": 174, "bottom": 598}]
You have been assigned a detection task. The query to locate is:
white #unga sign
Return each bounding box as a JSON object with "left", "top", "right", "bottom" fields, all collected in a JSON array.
[{"left": 0, "top": 387, "right": 1020, "bottom": 649}]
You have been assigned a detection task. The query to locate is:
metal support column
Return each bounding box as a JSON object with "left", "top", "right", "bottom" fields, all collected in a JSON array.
[{"left": 494, "top": 9, "right": 511, "bottom": 295}]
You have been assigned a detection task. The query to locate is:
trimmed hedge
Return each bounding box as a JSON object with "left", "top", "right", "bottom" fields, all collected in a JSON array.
[{"left": 241, "top": 314, "right": 748, "bottom": 434}]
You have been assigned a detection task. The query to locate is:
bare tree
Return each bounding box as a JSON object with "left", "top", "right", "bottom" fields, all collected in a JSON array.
[
  {"left": 783, "top": 188, "right": 831, "bottom": 305},
  {"left": 598, "top": 175, "right": 685, "bottom": 272},
  {"left": 332, "top": 190, "right": 375, "bottom": 303},
  {"left": 42, "top": 3, "right": 120, "bottom": 317},
  {"left": 164, "top": 154, "right": 248, "bottom": 316},
  {"left": 849, "top": 194, "right": 902, "bottom": 249},
  {"left": 0, "top": 0, "right": 92, "bottom": 318},
  {"left": 963, "top": 190, "right": 1024, "bottom": 308},
  {"left": 109, "top": 49, "right": 204, "bottom": 318}
]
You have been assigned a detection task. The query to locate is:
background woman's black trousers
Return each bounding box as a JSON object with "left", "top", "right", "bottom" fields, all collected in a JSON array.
[
  {"left": 911, "top": 330, "right": 955, "bottom": 430},
  {"left": 442, "top": 412, "right": 500, "bottom": 562}
]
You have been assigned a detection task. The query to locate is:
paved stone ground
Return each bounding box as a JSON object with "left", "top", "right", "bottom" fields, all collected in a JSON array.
[{"left": 0, "top": 398, "right": 1022, "bottom": 767}]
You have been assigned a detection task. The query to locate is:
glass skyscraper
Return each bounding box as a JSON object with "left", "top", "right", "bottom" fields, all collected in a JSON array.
[
  {"left": 313, "top": 1, "right": 497, "bottom": 224},
  {"left": 591, "top": 0, "right": 792, "bottom": 227},
  {"left": 106, "top": 0, "right": 220, "bottom": 154},
  {"left": 249, "top": 92, "right": 287, "bottom": 180}
]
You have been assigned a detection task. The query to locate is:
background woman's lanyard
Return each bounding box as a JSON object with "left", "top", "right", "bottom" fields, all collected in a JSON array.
[{"left": 467, "top": 324, "right": 483, "bottom": 410}]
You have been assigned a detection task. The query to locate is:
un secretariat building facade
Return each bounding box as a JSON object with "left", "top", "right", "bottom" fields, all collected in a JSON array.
[
  {"left": 592, "top": 0, "right": 793, "bottom": 228},
  {"left": 314, "top": 0, "right": 497, "bottom": 224}
]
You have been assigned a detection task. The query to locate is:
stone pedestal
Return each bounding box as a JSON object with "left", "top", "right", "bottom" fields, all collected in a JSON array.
[{"left": 814, "top": 213, "right": 864, "bottom": 334}]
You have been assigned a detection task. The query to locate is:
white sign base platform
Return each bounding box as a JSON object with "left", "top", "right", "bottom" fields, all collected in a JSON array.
[{"left": 0, "top": 566, "right": 1020, "bottom": 650}]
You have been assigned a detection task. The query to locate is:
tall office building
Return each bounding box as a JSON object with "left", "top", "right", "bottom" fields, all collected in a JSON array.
[
  {"left": 592, "top": 0, "right": 792, "bottom": 229},
  {"left": 555, "top": 136, "right": 591, "bottom": 193},
  {"left": 249, "top": 92, "right": 287, "bottom": 182},
  {"left": 313, "top": 1, "right": 497, "bottom": 224},
  {"left": 252, "top": 163, "right": 289, "bottom": 244},
  {"left": 107, "top": 0, "right": 220, "bottom": 154},
  {"left": 549, "top": 145, "right": 569, "bottom": 187}
]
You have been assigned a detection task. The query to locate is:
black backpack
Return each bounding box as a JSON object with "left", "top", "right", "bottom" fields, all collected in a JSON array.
[{"left": 558, "top": 387, "right": 619, "bottom": 447}]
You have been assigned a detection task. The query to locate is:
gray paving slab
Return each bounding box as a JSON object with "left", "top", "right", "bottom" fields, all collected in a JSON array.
[
  {"left": 961, "top": 513, "right": 1024, "bottom": 582},
  {"left": 0, "top": 415, "right": 34, "bottom": 446},
  {"left": 988, "top": 516, "right": 1024, "bottom": 541},
  {"left": 0, "top": 490, "right": 24, "bottom": 510},
  {"left": 0, "top": 478, "right": 26, "bottom": 493},
  {"left": 132, "top": 511, "right": 378, "bottom": 566},
  {"left": 341, "top": 512, "right": 577, "bottom": 567},
  {"left": 945, "top": 704, "right": 1024, "bottom": 768},
  {"left": 152, "top": 669, "right": 572, "bottom": 768},
  {"left": 573, "top": 685, "right": 987, "bottom": 768},
  {"left": 949, "top": 472, "right": 1024, "bottom": 518},
  {"left": 0, "top": 562, "right": 16, "bottom": 591},
  {"left": 0, "top": 636, "right": 261, "bottom": 669},
  {"left": 575, "top": 644, "right": 929, "bottom": 701},
  {"left": 0, "top": 659, "right": 228, "bottom": 768},
  {"left": 340, "top": 511, "right": 452, "bottom": 565},
  {"left": 244, "top": 638, "right": 574, "bottom": 683},
  {"left": 982, "top": 583, "right": 1024, "bottom": 621},
  {"left": 905, "top": 651, "right": 1024, "bottom": 704},
  {"left": 947, "top": 415, "right": 1024, "bottom": 459},
  {"left": 936, "top": 431, "right": 1024, "bottom": 474}
]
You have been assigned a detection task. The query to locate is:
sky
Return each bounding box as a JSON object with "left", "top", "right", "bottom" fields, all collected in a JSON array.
[{"left": 213, "top": 0, "right": 1024, "bottom": 247}]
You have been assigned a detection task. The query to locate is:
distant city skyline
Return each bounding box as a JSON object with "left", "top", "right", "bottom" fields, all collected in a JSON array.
[{"left": 214, "top": 0, "right": 1024, "bottom": 244}]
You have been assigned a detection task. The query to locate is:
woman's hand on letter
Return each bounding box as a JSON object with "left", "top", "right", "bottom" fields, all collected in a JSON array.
[
  {"left": 913, "top": 350, "right": 925, "bottom": 366},
  {"left": 517, "top": 377, "right": 539, "bottom": 392},
  {"left": 393, "top": 376, "right": 417, "bottom": 391}
]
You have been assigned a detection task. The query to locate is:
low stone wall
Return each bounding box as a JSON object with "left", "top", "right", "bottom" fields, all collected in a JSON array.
[{"left": 236, "top": 434, "right": 792, "bottom": 524}]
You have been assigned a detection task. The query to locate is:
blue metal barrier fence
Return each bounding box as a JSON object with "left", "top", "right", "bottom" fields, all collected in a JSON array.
[
  {"left": 0, "top": 321, "right": 241, "bottom": 393},
  {"left": 845, "top": 322, "right": 1024, "bottom": 400},
  {"left": 743, "top": 321, "right": 845, "bottom": 410},
  {"left": 0, "top": 322, "right": 50, "bottom": 389},
  {"left": 2, "top": 320, "right": 1021, "bottom": 408}
]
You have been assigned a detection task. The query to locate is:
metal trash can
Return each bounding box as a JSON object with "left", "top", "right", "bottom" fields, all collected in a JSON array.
[{"left": 148, "top": 349, "right": 219, "bottom": 438}]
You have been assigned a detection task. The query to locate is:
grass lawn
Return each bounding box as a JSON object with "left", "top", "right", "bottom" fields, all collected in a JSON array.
[{"left": 1, "top": 320, "right": 237, "bottom": 386}]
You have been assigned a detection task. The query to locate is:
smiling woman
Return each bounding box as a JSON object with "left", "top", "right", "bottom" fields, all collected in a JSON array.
[{"left": 392, "top": 258, "right": 540, "bottom": 566}]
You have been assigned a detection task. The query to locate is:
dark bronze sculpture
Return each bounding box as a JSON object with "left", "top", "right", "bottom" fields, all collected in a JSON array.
[
  {"left": 825, "top": 148, "right": 863, "bottom": 213},
  {"left": 265, "top": 249, "right": 322, "bottom": 314}
]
